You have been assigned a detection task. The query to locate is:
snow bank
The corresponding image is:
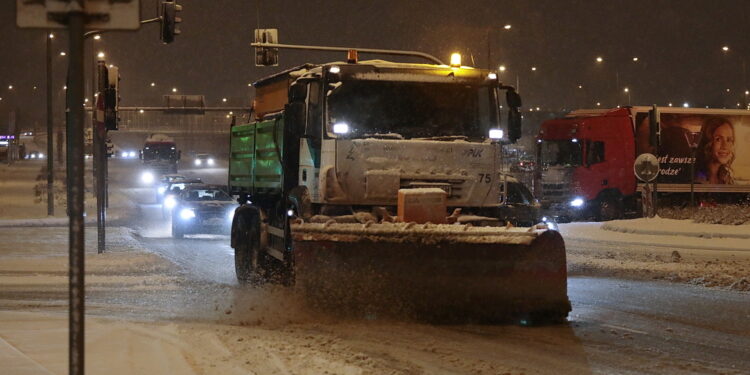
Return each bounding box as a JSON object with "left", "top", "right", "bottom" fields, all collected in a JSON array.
[
  {"left": 559, "top": 222, "right": 750, "bottom": 291},
  {"left": 602, "top": 217, "right": 750, "bottom": 240}
]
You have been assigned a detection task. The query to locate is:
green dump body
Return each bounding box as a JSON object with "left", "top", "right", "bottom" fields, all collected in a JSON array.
[{"left": 229, "top": 116, "right": 285, "bottom": 194}]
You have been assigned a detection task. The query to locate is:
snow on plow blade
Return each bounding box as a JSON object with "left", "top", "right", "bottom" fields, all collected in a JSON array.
[{"left": 291, "top": 222, "right": 571, "bottom": 323}]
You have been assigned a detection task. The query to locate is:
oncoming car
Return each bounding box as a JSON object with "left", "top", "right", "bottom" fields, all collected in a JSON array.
[
  {"left": 193, "top": 153, "right": 215, "bottom": 168},
  {"left": 155, "top": 174, "right": 186, "bottom": 203},
  {"left": 161, "top": 178, "right": 203, "bottom": 217},
  {"left": 171, "top": 185, "right": 236, "bottom": 238}
]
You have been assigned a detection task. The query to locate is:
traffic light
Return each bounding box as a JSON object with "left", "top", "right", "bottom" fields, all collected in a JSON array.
[
  {"left": 104, "top": 66, "right": 120, "bottom": 131},
  {"left": 160, "top": 0, "right": 182, "bottom": 44}
]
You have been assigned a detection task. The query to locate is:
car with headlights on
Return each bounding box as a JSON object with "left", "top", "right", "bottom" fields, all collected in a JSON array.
[
  {"left": 162, "top": 178, "right": 203, "bottom": 217},
  {"left": 193, "top": 153, "right": 215, "bottom": 168},
  {"left": 154, "top": 174, "right": 186, "bottom": 203},
  {"left": 171, "top": 185, "right": 236, "bottom": 238}
]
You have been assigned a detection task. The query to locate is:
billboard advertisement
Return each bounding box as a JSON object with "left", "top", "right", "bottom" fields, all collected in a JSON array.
[{"left": 635, "top": 111, "right": 750, "bottom": 186}]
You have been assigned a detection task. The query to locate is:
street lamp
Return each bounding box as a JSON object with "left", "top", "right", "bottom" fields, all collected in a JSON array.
[
  {"left": 632, "top": 57, "right": 639, "bottom": 62},
  {"left": 172, "top": 87, "right": 178, "bottom": 93},
  {"left": 596, "top": 56, "right": 603, "bottom": 63},
  {"left": 623, "top": 87, "right": 631, "bottom": 106},
  {"left": 150, "top": 82, "right": 156, "bottom": 87},
  {"left": 722, "top": 45, "right": 730, "bottom": 52}
]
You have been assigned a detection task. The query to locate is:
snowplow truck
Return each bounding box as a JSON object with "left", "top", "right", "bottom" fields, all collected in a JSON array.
[
  {"left": 141, "top": 133, "right": 180, "bottom": 175},
  {"left": 229, "top": 58, "right": 570, "bottom": 322}
]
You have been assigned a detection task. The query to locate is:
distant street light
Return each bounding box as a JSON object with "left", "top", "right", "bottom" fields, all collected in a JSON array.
[
  {"left": 222, "top": 98, "right": 227, "bottom": 103},
  {"left": 531, "top": 66, "right": 537, "bottom": 71},
  {"left": 172, "top": 87, "right": 177, "bottom": 93},
  {"left": 596, "top": 56, "right": 603, "bottom": 63},
  {"left": 48, "top": 33, "right": 54, "bottom": 39},
  {"left": 93, "top": 35, "right": 101, "bottom": 40},
  {"left": 97, "top": 52, "right": 105, "bottom": 59},
  {"left": 8, "top": 85, "right": 13, "bottom": 90},
  {"left": 632, "top": 57, "right": 639, "bottom": 62},
  {"left": 722, "top": 46, "right": 730, "bottom": 52},
  {"left": 498, "top": 65, "right": 506, "bottom": 72},
  {"left": 596, "top": 102, "right": 601, "bottom": 106},
  {"left": 503, "top": 24, "right": 512, "bottom": 30},
  {"left": 150, "top": 82, "right": 156, "bottom": 87},
  {"left": 60, "top": 51, "right": 66, "bottom": 56},
  {"left": 683, "top": 102, "right": 689, "bottom": 108}
]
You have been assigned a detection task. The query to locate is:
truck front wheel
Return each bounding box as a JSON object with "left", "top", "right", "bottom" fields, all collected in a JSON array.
[
  {"left": 233, "top": 207, "right": 265, "bottom": 284},
  {"left": 597, "top": 197, "right": 623, "bottom": 221}
]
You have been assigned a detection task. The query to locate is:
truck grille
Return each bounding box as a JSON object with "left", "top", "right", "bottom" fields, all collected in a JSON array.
[{"left": 541, "top": 183, "right": 570, "bottom": 199}]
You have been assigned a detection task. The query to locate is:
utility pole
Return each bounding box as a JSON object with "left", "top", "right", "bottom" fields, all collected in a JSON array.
[
  {"left": 66, "top": 5, "right": 86, "bottom": 374},
  {"left": 46, "top": 30, "right": 54, "bottom": 216},
  {"left": 95, "top": 58, "right": 107, "bottom": 253}
]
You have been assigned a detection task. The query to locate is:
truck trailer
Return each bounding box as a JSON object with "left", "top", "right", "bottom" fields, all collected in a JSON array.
[
  {"left": 536, "top": 106, "right": 750, "bottom": 221},
  {"left": 229, "top": 54, "right": 570, "bottom": 322}
]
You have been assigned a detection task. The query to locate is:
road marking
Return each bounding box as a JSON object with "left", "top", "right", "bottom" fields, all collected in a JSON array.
[{"left": 601, "top": 323, "right": 648, "bottom": 335}]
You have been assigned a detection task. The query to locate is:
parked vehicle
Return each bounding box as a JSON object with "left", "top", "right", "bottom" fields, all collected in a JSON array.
[{"left": 536, "top": 106, "right": 750, "bottom": 221}]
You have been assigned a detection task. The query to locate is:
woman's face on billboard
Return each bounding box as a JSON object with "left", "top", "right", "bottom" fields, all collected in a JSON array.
[{"left": 712, "top": 123, "right": 734, "bottom": 165}]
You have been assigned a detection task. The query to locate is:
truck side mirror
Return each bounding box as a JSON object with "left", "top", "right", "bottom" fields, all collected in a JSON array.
[{"left": 506, "top": 89, "right": 522, "bottom": 108}]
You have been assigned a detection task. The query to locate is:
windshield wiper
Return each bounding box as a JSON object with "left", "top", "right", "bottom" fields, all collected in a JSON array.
[{"left": 362, "top": 132, "right": 404, "bottom": 140}]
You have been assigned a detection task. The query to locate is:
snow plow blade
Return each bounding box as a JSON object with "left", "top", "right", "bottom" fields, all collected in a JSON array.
[{"left": 291, "top": 222, "right": 571, "bottom": 323}]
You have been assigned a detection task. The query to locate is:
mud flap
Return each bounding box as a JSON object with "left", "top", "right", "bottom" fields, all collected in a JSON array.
[{"left": 291, "top": 223, "right": 571, "bottom": 323}]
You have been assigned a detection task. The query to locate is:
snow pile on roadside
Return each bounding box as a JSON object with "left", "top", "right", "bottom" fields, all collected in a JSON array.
[
  {"left": 560, "top": 222, "right": 750, "bottom": 291},
  {"left": 659, "top": 204, "right": 750, "bottom": 225},
  {"left": 602, "top": 217, "right": 750, "bottom": 239}
]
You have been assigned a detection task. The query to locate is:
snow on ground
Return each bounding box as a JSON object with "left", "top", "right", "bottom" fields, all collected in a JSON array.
[
  {"left": 0, "top": 162, "right": 136, "bottom": 223},
  {"left": 560, "top": 219, "right": 750, "bottom": 291}
]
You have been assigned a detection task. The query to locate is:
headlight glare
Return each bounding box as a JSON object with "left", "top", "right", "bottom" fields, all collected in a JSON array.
[
  {"left": 164, "top": 195, "right": 177, "bottom": 209},
  {"left": 179, "top": 208, "right": 196, "bottom": 220},
  {"left": 141, "top": 171, "right": 155, "bottom": 184},
  {"left": 569, "top": 197, "right": 585, "bottom": 207}
]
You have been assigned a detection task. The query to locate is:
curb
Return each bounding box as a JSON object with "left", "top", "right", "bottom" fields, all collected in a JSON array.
[{"left": 601, "top": 222, "right": 750, "bottom": 240}]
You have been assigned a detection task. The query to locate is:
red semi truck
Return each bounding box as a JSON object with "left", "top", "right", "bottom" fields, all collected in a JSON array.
[{"left": 536, "top": 106, "right": 750, "bottom": 221}]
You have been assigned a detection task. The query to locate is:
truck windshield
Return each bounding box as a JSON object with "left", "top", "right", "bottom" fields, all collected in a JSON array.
[
  {"left": 326, "top": 80, "right": 496, "bottom": 139},
  {"left": 143, "top": 143, "right": 176, "bottom": 161},
  {"left": 184, "top": 189, "right": 232, "bottom": 201},
  {"left": 540, "top": 140, "right": 582, "bottom": 167}
]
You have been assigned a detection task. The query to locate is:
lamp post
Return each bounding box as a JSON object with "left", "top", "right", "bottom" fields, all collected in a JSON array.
[{"left": 624, "top": 87, "right": 631, "bottom": 106}]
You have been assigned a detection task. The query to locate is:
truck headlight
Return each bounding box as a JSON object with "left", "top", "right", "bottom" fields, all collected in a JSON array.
[
  {"left": 157, "top": 186, "right": 166, "bottom": 195},
  {"left": 333, "top": 122, "right": 349, "bottom": 134},
  {"left": 489, "top": 128, "right": 504, "bottom": 139},
  {"left": 164, "top": 195, "right": 177, "bottom": 209},
  {"left": 121, "top": 151, "right": 128, "bottom": 158},
  {"left": 569, "top": 197, "right": 585, "bottom": 208},
  {"left": 207, "top": 158, "right": 215, "bottom": 166},
  {"left": 194, "top": 159, "right": 202, "bottom": 166},
  {"left": 128, "top": 151, "right": 136, "bottom": 158},
  {"left": 141, "top": 171, "right": 155, "bottom": 184},
  {"left": 179, "top": 208, "right": 196, "bottom": 220}
]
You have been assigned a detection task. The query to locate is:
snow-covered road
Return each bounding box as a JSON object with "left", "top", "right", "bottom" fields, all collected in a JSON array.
[{"left": 1, "top": 161, "right": 748, "bottom": 374}]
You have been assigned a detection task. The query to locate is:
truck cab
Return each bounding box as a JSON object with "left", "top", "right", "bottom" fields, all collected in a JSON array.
[
  {"left": 536, "top": 107, "right": 636, "bottom": 221},
  {"left": 229, "top": 58, "right": 529, "bottom": 283}
]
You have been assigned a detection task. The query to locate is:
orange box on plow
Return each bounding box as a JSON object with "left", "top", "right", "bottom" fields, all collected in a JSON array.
[{"left": 397, "top": 188, "right": 447, "bottom": 224}]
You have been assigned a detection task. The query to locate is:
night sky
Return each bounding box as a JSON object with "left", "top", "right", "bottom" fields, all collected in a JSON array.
[{"left": 2, "top": 0, "right": 750, "bottom": 131}]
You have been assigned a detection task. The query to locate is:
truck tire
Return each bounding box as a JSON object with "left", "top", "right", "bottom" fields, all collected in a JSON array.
[
  {"left": 171, "top": 218, "right": 184, "bottom": 239},
  {"left": 597, "top": 197, "right": 623, "bottom": 221},
  {"left": 233, "top": 207, "right": 265, "bottom": 284}
]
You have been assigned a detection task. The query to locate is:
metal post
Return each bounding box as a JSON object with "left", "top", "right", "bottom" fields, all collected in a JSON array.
[
  {"left": 46, "top": 30, "right": 54, "bottom": 216},
  {"left": 66, "top": 7, "right": 86, "bottom": 375},
  {"left": 690, "top": 149, "right": 696, "bottom": 209},
  {"left": 96, "top": 59, "right": 106, "bottom": 253}
]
